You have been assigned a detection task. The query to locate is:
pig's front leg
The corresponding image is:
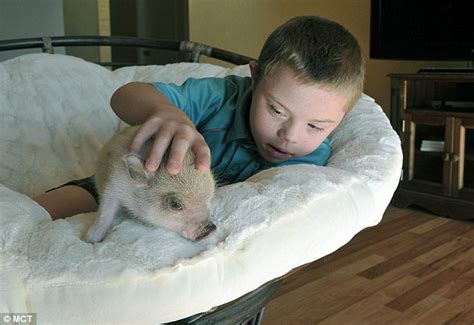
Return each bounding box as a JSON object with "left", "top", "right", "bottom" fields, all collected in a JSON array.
[{"left": 83, "top": 191, "right": 120, "bottom": 243}]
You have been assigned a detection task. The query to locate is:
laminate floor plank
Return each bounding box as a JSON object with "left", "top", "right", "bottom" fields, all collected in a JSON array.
[{"left": 262, "top": 206, "right": 474, "bottom": 324}]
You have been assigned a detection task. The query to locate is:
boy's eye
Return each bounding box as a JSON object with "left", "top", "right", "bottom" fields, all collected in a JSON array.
[
  {"left": 308, "top": 124, "right": 323, "bottom": 132},
  {"left": 270, "top": 105, "right": 283, "bottom": 115}
]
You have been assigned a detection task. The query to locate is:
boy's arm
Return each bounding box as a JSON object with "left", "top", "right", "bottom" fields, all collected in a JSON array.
[{"left": 110, "top": 82, "right": 210, "bottom": 175}]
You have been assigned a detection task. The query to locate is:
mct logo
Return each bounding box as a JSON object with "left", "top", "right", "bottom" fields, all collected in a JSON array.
[{"left": 1, "top": 313, "right": 36, "bottom": 325}]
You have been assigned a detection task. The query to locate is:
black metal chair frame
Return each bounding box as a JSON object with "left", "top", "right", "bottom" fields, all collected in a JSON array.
[{"left": 0, "top": 35, "right": 255, "bottom": 67}]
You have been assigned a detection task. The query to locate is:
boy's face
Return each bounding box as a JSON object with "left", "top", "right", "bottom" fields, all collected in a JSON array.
[{"left": 249, "top": 66, "right": 349, "bottom": 163}]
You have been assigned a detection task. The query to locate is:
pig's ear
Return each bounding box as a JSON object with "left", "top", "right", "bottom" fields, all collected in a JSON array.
[{"left": 123, "top": 154, "right": 153, "bottom": 186}]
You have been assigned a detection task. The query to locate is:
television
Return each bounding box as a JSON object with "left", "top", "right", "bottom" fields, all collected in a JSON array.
[{"left": 370, "top": 0, "right": 474, "bottom": 61}]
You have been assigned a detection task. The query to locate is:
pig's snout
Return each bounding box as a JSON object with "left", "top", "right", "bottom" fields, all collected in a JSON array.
[{"left": 194, "top": 222, "right": 217, "bottom": 241}]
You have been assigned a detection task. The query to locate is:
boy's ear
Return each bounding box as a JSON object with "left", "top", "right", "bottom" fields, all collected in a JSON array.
[
  {"left": 123, "top": 154, "right": 153, "bottom": 186},
  {"left": 249, "top": 60, "right": 258, "bottom": 79}
]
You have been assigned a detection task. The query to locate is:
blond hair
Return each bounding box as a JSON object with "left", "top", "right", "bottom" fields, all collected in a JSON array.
[{"left": 253, "top": 16, "right": 365, "bottom": 112}]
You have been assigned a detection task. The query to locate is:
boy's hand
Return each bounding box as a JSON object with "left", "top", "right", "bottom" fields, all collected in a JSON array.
[
  {"left": 110, "top": 82, "right": 210, "bottom": 175},
  {"left": 129, "top": 111, "right": 211, "bottom": 175}
]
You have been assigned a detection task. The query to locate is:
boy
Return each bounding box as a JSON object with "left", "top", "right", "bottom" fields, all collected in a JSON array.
[{"left": 35, "top": 15, "right": 365, "bottom": 220}]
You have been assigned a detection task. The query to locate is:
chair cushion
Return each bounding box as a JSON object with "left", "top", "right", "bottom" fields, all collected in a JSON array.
[{"left": 0, "top": 53, "right": 402, "bottom": 323}]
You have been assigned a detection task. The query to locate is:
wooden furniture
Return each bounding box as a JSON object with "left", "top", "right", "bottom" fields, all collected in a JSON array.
[{"left": 390, "top": 73, "right": 474, "bottom": 220}]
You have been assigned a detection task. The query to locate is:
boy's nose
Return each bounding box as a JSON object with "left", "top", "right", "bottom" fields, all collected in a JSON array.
[{"left": 277, "top": 124, "right": 298, "bottom": 144}]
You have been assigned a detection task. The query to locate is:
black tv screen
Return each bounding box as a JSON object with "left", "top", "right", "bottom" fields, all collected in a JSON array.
[{"left": 370, "top": 0, "right": 474, "bottom": 61}]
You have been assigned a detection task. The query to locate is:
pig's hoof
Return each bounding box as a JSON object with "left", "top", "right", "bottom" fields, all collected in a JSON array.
[{"left": 82, "top": 229, "right": 105, "bottom": 243}]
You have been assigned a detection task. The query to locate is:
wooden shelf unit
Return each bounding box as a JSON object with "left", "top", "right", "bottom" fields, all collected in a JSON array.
[{"left": 390, "top": 73, "right": 474, "bottom": 220}]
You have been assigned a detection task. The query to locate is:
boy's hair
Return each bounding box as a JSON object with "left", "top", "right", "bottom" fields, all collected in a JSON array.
[{"left": 254, "top": 16, "right": 365, "bottom": 112}]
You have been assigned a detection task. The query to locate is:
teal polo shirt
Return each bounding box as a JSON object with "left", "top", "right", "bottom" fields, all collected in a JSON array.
[{"left": 151, "top": 75, "right": 330, "bottom": 184}]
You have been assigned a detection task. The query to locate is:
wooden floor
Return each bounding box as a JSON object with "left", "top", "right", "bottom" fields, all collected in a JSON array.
[{"left": 262, "top": 205, "right": 474, "bottom": 324}]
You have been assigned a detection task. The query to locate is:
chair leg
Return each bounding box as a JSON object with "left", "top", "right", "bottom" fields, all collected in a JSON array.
[{"left": 241, "top": 307, "right": 265, "bottom": 325}]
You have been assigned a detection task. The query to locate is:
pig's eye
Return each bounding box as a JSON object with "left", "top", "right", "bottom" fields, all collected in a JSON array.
[{"left": 165, "top": 196, "right": 184, "bottom": 211}]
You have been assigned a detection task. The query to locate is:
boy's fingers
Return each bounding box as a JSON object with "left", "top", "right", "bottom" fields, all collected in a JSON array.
[
  {"left": 129, "top": 119, "right": 162, "bottom": 153},
  {"left": 167, "top": 137, "right": 191, "bottom": 175},
  {"left": 130, "top": 118, "right": 204, "bottom": 175},
  {"left": 145, "top": 131, "right": 173, "bottom": 172},
  {"left": 193, "top": 140, "right": 211, "bottom": 172},
  {"left": 129, "top": 128, "right": 152, "bottom": 154}
]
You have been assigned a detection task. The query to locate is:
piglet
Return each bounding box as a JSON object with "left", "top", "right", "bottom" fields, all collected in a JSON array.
[{"left": 83, "top": 126, "right": 216, "bottom": 243}]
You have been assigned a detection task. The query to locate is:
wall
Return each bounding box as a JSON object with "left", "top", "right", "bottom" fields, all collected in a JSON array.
[
  {"left": 63, "top": 0, "right": 100, "bottom": 61},
  {"left": 0, "top": 0, "right": 65, "bottom": 61},
  {"left": 188, "top": 0, "right": 471, "bottom": 116},
  {"left": 0, "top": 0, "right": 109, "bottom": 63},
  {"left": 63, "top": 0, "right": 110, "bottom": 62}
]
